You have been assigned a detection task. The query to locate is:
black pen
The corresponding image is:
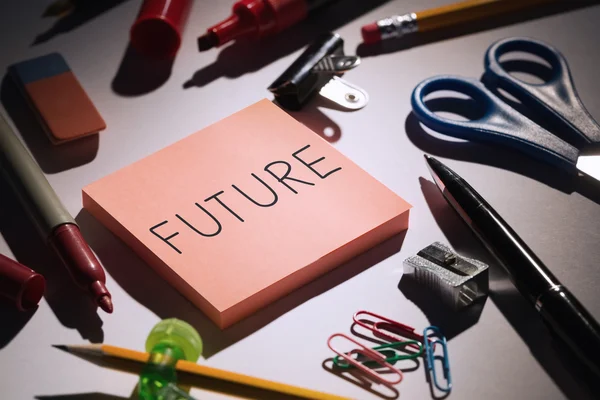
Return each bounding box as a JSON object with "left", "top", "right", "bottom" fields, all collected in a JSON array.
[{"left": 425, "top": 155, "right": 600, "bottom": 376}]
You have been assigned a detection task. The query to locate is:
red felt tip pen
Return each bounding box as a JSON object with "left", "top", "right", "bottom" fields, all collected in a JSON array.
[
  {"left": 0, "top": 113, "right": 112, "bottom": 313},
  {"left": 197, "top": 0, "right": 339, "bottom": 51},
  {"left": 0, "top": 253, "right": 45, "bottom": 311}
]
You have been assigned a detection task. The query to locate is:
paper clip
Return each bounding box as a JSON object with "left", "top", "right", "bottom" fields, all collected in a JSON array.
[
  {"left": 353, "top": 310, "right": 425, "bottom": 347},
  {"left": 327, "top": 333, "right": 403, "bottom": 385},
  {"left": 333, "top": 339, "right": 424, "bottom": 369},
  {"left": 423, "top": 326, "right": 452, "bottom": 393}
]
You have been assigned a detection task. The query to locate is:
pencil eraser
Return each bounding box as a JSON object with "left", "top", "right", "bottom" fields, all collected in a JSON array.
[
  {"left": 361, "top": 23, "right": 382, "bottom": 44},
  {"left": 9, "top": 53, "right": 106, "bottom": 144}
]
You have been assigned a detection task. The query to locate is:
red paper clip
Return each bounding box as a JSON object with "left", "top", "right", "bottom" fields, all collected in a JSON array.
[
  {"left": 353, "top": 310, "right": 425, "bottom": 345},
  {"left": 327, "top": 333, "right": 403, "bottom": 385}
]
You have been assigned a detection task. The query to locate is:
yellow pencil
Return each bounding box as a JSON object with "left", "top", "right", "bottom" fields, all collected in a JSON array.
[
  {"left": 55, "top": 344, "right": 351, "bottom": 400},
  {"left": 361, "top": 0, "right": 563, "bottom": 44}
]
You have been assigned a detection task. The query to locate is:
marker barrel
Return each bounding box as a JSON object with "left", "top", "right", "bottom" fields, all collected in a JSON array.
[
  {"left": 0, "top": 253, "right": 45, "bottom": 311},
  {"left": 131, "top": 0, "right": 193, "bottom": 58}
]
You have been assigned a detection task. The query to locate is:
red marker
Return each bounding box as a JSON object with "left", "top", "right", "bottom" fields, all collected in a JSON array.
[
  {"left": 0, "top": 113, "right": 112, "bottom": 313},
  {"left": 131, "top": 0, "right": 193, "bottom": 58},
  {"left": 197, "top": 0, "right": 339, "bottom": 51},
  {"left": 0, "top": 253, "right": 45, "bottom": 311}
]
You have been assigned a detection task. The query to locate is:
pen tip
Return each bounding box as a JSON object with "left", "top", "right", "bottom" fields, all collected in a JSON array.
[
  {"left": 52, "top": 344, "right": 68, "bottom": 352},
  {"left": 98, "top": 295, "right": 113, "bottom": 313},
  {"left": 197, "top": 32, "right": 218, "bottom": 52}
]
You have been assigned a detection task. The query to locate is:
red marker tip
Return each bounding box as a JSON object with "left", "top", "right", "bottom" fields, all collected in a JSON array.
[
  {"left": 98, "top": 295, "right": 113, "bottom": 313},
  {"left": 197, "top": 32, "right": 219, "bottom": 51},
  {"left": 361, "top": 23, "right": 382, "bottom": 44}
]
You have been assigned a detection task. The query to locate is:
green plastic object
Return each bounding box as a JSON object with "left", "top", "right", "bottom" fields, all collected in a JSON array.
[
  {"left": 138, "top": 319, "right": 203, "bottom": 400},
  {"left": 333, "top": 340, "right": 424, "bottom": 369}
]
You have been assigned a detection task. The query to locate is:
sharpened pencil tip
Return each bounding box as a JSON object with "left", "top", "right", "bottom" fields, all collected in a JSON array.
[{"left": 52, "top": 345, "right": 68, "bottom": 352}]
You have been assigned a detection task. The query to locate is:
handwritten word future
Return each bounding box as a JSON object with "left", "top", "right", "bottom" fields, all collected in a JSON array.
[{"left": 149, "top": 144, "right": 341, "bottom": 254}]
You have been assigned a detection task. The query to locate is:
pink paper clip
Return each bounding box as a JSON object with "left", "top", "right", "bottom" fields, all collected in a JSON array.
[
  {"left": 327, "top": 333, "right": 403, "bottom": 385},
  {"left": 353, "top": 310, "right": 425, "bottom": 346}
]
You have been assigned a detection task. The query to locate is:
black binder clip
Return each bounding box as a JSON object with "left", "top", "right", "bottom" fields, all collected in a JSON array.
[{"left": 268, "top": 33, "right": 368, "bottom": 111}]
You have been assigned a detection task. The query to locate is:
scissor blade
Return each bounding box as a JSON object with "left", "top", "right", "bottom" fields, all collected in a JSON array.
[{"left": 576, "top": 144, "right": 600, "bottom": 182}]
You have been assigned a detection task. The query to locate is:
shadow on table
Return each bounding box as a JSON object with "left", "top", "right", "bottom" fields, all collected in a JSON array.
[
  {"left": 37, "top": 389, "right": 309, "bottom": 400},
  {"left": 0, "top": 75, "right": 99, "bottom": 174},
  {"left": 112, "top": 44, "right": 174, "bottom": 97},
  {"left": 36, "top": 394, "right": 132, "bottom": 400},
  {"left": 274, "top": 96, "right": 346, "bottom": 143},
  {"left": 76, "top": 209, "right": 406, "bottom": 359},
  {"left": 420, "top": 175, "right": 600, "bottom": 400},
  {"left": 33, "top": 0, "right": 130, "bottom": 45},
  {"left": 356, "top": 1, "right": 595, "bottom": 58},
  {"left": 404, "top": 102, "right": 600, "bottom": 206},
  {"left": 0, "top": 302, "right": 37, "bottom": 349},
  {"left": 183, "top": 0, "right": 390, "bottom": 90},
  {"left": 0, "top": 174, "right": 104, "bottom": 347}
]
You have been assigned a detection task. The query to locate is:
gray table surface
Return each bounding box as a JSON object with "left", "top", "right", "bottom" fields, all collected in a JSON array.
[{"left": 1, "top": 1, "right": 600, "bottom": 399}]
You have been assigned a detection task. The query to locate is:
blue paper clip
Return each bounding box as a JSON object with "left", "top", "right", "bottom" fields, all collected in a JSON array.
[{"left": 423, "top": 326, "right": 452, "bottom": 393}]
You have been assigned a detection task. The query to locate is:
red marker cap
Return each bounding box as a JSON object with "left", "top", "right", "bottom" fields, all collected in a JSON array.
[
  {"left": 0, "top": 253, "right": 45, "bottom": 311},
  {"left": 130, "top": 0, "right": 193, "bottom": 59}
]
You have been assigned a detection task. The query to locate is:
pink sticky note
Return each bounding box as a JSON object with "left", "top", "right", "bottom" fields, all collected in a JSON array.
[{"left": 83, "top": 100, "right": 411, "bottom": 328}]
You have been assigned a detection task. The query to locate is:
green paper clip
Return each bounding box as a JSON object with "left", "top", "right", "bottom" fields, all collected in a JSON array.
[{"left": 333, "top": 340, "right": 424, "bottom": 369}]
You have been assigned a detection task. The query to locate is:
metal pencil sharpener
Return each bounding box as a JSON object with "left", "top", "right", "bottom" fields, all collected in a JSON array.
[
  {"left": 403, "top": 242, "right": 489, "bottom": 310},
  {"left": 268, "top": 32, "right": 368, "bottom": 111}
]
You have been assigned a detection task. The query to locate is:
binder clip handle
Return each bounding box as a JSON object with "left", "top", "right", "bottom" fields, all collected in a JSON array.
[{"left": 268, "top": 32, "right": 368, "bottom": 111}]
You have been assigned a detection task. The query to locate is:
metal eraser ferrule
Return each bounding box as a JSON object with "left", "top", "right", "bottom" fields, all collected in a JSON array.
[
  {"left": 403, "top": 242, "right": 489, "bottom": 310},
  {"left": 377, "top": 12, "right": 418, "bottom": 41}
]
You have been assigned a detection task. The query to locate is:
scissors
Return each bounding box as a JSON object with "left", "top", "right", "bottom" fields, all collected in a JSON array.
[{"left": 411, "top": 37, "right": 600, "bottom": 183}]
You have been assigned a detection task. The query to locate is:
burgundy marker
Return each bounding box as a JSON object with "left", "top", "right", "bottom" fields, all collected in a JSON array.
[
  {"left": 0, "top": 113, "right": 112, "bottom": 313},
  {"left": 0, "top": 253, "right": 45, "bottom": 311},
  {"left": 197, "top": 0, "right": 339, "bottom": 51},
  {"left": 49, "top": 224, "right": 112, "bottom": 313}
]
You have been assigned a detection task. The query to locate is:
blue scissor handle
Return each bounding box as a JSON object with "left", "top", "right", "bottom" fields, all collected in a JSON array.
[
  {"left": 411, "top": 75, "right": 580, "bottom": 173},
  {"left": 485, "top": 37, "right": 600, "bottom": 143}
]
